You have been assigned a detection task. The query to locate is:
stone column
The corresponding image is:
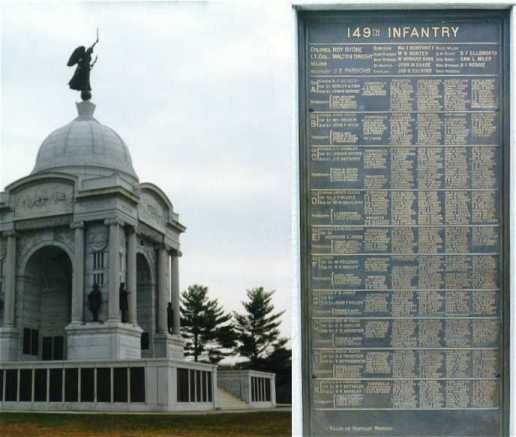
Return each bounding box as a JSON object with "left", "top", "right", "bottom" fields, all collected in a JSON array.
[
  {"left": 3, "top": 231, "right": 16, "bottom": 327},
  {"left": 71, "top": 222, "right": 85, "bottom": 324},
  {"left": 158, "top": 245, "right": 170, "bottom": 334},
  {"left": 127, "top": 227, "right": 137, "bottom": 325},
  {"left": 171, "top": 253, "right": 181, "bottom": 335},
  {"left": 271, "top": 375, "right": 276, "bottom": 406},
  {"left": 106, "top": 219, "right": 122, "bottom": 322}
]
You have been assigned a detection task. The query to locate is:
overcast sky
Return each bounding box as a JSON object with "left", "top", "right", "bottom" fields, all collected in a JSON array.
[{"left": 0, "top": 0, "right": 295, "bottom": 340}]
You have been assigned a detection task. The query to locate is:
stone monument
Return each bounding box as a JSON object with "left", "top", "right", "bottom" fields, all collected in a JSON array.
[
  {"left": 0, "top": 97, "right": 184, "bottom": 362},
  {"left": 0, "top": 41, "right": 276, "bottom": 412}
]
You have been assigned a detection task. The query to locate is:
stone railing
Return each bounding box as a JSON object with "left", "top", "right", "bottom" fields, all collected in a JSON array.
[
  {"left": 0, "top": 358, "right": 217, "bottom": 412},
  {"left": 217, "top": 369, "right": 276, "bottom": 407}
]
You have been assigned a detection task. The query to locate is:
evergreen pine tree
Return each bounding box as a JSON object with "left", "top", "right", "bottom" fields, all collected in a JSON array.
[
  {"left": 233, "top": 287, "right": 286, "bottom": 367},
  {"left": 180, "top": 284, "right": 236, "bottom": 363}
]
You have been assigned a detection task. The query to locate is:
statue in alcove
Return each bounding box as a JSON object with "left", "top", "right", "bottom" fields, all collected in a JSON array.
[
  {"left": 119, "top": 282, "right": 129, "bottom": 323},
  {"left": 88, "top": 283, "right": 102, "bottom": 322},
  {"left": 167, "top": 302, "right": 174, "bottom": 335}
]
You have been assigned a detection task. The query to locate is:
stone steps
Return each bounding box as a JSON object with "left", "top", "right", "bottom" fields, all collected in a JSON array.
[{"left": 216, "top": 387, "right": 250, "bottom": 410}]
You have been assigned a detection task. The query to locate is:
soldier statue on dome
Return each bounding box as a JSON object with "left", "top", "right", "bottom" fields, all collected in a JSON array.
[{"left": 67, "top": 29, "right": 99, "bottom": 101}]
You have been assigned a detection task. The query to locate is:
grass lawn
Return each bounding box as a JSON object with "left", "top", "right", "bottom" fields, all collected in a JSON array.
[{"left": 0, "top": 411, "right": 292, "bottom": 437}]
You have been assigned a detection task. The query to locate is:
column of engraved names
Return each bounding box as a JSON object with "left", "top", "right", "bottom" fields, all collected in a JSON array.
[{"left": 308, "top": 37, "right": 501, "bottom": 411}]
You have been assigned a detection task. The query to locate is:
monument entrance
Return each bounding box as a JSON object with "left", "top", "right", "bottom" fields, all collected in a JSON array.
[
  {"left": 22, "top": 246, "right": 72, "bottom": 361},
  {"left": 298, "top": 9, "right": 509, "bottom": 437},
  {"left": 137, "top": 253, "right": 154, "bottom": 355}
]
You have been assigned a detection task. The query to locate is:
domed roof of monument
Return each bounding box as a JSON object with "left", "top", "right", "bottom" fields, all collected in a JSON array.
[{"left": 32, "top": 101, "right": 138, "bottom": 180}]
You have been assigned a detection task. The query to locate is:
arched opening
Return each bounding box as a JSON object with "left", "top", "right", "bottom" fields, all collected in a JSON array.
[
  {"left": 22, "top": 246, "right": 72, "bottom": 360},
  {"left": 137, "top": 253, "right": 154, "bottom": 357}
]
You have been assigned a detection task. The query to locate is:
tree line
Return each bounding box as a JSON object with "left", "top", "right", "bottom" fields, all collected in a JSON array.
[{"left": 180, "top": 285, "right": 291, "bottom": 403}]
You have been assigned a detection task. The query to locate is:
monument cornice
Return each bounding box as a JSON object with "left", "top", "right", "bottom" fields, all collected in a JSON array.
[
  {"left": 167, "top": 220, "right": 186, "bottom": 234},
  {"left": 5, "top": 171, "right": 77, "bottom": 194},
  {"left": 14, "top": 214, "right": 73, "bottom": 231},
  {"left": 137, "top": 221, "right": 164, "bottom": 244},
  {"left": 76, "top": 186, "right": 139, "bottom": 205}
]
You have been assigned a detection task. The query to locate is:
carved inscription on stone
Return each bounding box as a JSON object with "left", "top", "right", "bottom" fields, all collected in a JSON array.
[
  {"left": 13, "top": 181, "right": 74, "bottom": 219},
  {"left": 301, "top": 12, "right": 507, "bottom": 437}
]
